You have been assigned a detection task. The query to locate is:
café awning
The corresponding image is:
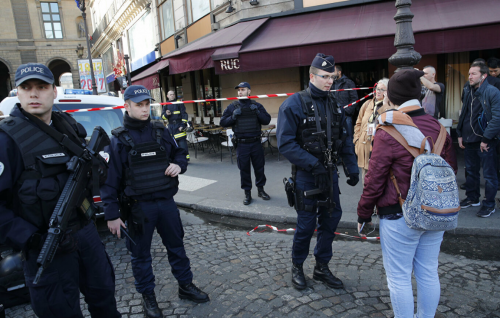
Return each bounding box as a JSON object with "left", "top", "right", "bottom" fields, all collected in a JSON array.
[
  {"left": 163, "top": 18, "right": 268, "bottom": 74},
  {"left": 131, "top": 59, "right": 170, "bottom": 90},
  {"left": 229, "top": 0, "right": 500, "bottom": 73}
]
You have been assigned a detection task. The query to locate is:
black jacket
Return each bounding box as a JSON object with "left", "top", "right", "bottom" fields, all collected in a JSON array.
[{"left": 334, "top": 75, "right": 358, "bottom": 117}]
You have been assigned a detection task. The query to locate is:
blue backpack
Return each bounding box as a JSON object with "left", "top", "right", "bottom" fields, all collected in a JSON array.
[{"left": 380, "top": 125, "right": 460, "bottom": 231}]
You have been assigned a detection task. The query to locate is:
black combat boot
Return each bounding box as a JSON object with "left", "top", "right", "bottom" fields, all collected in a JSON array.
[
  {"left": 179, "top": 282, "right": 210, "bottom": 303},
  {"left": 291, "top": 262, "right": 307, "bottom": 290},
  {"left": 142, "top": 292, "right": 162, "bottom": 318},
  {"left": 243, "top": 190, "right": 252, "bottom": 205},
  {"left": 257, "top": 187, "right": 271, "bottom": 200},
  {"left": 313, "top": 262, "right": 344, "bottom": 289}
]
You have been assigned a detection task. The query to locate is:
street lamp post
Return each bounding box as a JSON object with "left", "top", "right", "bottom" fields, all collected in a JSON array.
[
  {"left": 124, "top": 54, "right": 132, "bottom": 86},
  {"left": 388, "top": 0, "right": 421, "bottom": 71},
  {"left": 78, "top": 0, "right": 98, "bottom": 95}
]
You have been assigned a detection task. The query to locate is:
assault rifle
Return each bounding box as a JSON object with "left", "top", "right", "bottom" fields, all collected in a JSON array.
[{"left": 33, "top": 126, "right": 110, "bottom": 284}]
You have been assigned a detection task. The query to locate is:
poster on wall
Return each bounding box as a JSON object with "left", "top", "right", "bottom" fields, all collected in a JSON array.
[{"left": 77, "top": 59, "right": 107, "bottom": 93}]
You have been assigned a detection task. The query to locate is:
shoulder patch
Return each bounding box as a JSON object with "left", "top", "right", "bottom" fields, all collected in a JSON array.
[
  {"left": 99, "top": 151, "right": 110, "bottom": 163},
  {"left": 0, "top": 162, "right": 3, "bottom": 176}
]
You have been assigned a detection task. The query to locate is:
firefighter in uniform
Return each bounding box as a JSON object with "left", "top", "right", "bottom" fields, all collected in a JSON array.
[
  {"left": 101, "top": 85, "right": 209, "bottom": 318},
  {"left": 0, "top": 64, "right": 120, "bottom": 317},
  {"left": 220, "top": 82, "right": 272, "bottom": 205},
  {"left": 161, "top": 90, "right": 190, "bottom": 161},
  {"left": 277, "top": 54, "right": 359, "bottom": 290}
]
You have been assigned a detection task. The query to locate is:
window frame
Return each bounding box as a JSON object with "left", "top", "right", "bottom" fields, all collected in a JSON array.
[
  {"left": 40, "top": 1, "right": 64, "bottom": 39},
  {"left": 158, "top": 0, "right": 175, "bottom": 41}
]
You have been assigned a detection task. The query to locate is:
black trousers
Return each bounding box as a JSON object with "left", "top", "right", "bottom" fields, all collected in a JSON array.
[{"left": 236, "top": 140, "right": 266, "bottom": 190}]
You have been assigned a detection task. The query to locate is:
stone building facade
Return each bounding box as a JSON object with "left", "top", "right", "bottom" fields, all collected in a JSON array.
[{"left": 0, "top": 0, "right": 88, "bottom": 100}]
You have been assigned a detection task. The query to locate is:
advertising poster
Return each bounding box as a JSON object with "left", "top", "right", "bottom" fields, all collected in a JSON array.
[{"left": 77, "top": 59, "right": 106, "bottom": 93}]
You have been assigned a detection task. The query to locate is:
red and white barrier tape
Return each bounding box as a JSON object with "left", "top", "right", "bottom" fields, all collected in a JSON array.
[
  {"left": 246, "top": 224, "right": 380, "bottom": 241},
  {"left": 58, "top": 87, "right": 376, "bottom": 113}
]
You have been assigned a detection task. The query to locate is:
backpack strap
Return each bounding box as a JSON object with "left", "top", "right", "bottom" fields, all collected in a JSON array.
[
  {"left": 378, "top": 126, "right": 420, "bottom": 158},
  {"left": 432, "top": 124, "right": 447, "bottom": 155}
]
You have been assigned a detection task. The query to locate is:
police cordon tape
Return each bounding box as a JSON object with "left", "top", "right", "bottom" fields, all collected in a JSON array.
[
  {"left": 54, "top": 87, "right": 375, "bottom": 114},
  {"left": 246, "top": 224, "right": 380, "bottom": 241}
]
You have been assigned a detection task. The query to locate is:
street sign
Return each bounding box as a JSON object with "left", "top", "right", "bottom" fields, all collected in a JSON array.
[{"left": 77, "top": 59, "right": 106, "bottom": 93}]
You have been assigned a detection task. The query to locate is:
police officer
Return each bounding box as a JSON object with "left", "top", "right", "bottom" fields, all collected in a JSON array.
[
  {"left": 101, "top": 85, "right": 208, "bottom": 318},
  {"left": 220, "top": 82, "right": 271, "bottom": 205},
  {"left": 161, "top": 90, "right": 190, "bottom": 161},
  {"left": 0, "top": 64, "right": 120, "bottom": 317},
  {"left": 277, "top": 54, "right": 359, "bottom": 290}
]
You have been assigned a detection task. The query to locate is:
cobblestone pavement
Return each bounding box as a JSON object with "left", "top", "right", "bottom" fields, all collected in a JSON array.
[{"left": 5, "top": 223, "right": 500, "bottom": 318}]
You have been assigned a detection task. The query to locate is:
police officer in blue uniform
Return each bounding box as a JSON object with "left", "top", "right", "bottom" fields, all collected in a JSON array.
[
  {"left": 101, "top": 85, "right": 208, "bottom": 318},
  {"left": 220, "top": 82, "right": 272, "bottom": 205},
  {"left": 0, "top": 64, "right": 120, "bottom": 317},
  {"left": 277, "top": 54, "right": 359, "bottom": 290},
  {"left": 161, "top": 90, "right": 190, "bottom": 161}
]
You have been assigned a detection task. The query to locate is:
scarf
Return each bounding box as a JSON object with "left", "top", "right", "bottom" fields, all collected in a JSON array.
[{"left": 376, "top": 101, "right": 431, "bottom": 153}]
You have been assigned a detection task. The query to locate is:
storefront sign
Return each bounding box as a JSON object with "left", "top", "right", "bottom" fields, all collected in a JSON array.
[
  {"left": 77, "top": 59, "right": 106, "bottom": 93},
  {"left": 220, "top": 59, "right": 240, "bottom": 71}
]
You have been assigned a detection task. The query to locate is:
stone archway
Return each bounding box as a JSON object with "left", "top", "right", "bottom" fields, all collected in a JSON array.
[
  {"left": 0, "top": 60, "right": 12, "bottom": 101},
  {"left": 48, "top": 59, "right": 72, "bottom": 86}
]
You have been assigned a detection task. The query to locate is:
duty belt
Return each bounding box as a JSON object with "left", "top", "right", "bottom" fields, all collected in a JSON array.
[{"left": 237, "top": 136, "right": 260, "bottom": 143}]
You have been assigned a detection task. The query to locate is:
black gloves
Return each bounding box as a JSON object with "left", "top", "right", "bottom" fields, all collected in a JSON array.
[
  {"left": 311, "top": 162, "right": 329, "bottom": 192},
  {"left": 250, "top": 104, "right": 260, "bottom": 114},
  {"left": 232, "top": 108, "right": 242, "bottom": 120},
  {"left": 27, "top": 232, "right": 78, "bottom": 254},
  {"left": 57, "top": 233, "right": 78, "bottom": 254},
  {"left": 347, "top": 173, "right": 359, "bottom": 187}
]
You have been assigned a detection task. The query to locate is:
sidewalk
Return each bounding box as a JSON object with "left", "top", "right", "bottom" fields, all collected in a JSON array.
[{"left": 176, "top": 144, "right": 500, "bottom": 237}]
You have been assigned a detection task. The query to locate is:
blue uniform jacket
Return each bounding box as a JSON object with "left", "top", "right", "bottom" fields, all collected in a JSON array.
[
  {"left": 457, "top": 81, "right": 500, "bottom": 143},
  {"left": 100, "top": 123, "right": 188, "bottom": 221},
  {"left": 276, "top": 88, "right": 358, "bottom": 177},
  {"left": 0, "top": 107, "right": 57, "bottom": 250},
  {"left": 220, "top": 100, "right": 271, "bottom": 138}
]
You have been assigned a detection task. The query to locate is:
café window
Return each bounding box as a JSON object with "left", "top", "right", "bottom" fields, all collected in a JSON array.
[
  {"left": 41, "top": 2, "right": 63, "bottom": 39},
  {"left": 193, "top": 69, "right": 221, "bottom": 117},
  {"left": 159, "top": 0, "right": 175, "bottom": 40},
  {"left": 186, "top": 0, "right": 210, "bottom": 24}
]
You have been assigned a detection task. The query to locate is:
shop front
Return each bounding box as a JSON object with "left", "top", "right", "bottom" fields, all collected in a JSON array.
[{"left": 157, "top": 0, "right": 500, "bottom": 122}]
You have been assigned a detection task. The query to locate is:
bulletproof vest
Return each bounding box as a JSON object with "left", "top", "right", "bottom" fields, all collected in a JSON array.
[
  {"left": 233, "top": 101, "right": 261, "bottom": 134},
  {"left": 0, "top": 112, "right": 86, "bottom": 230},
  {"left": 112, "top": 122, "right": 178, "bottom": 195},
  {"left": 296, "top": 89, "right": 343, "bottom": 160}
]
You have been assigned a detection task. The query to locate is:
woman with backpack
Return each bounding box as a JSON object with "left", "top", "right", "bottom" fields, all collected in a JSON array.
[{"left": 356, "top": 69, "right": 458, "bottom": 318}]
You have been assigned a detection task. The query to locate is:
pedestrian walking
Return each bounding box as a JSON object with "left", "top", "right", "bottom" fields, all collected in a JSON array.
[
  {"left": 354, "top": 77, "right": 390, "bottom": 185},
  {"left": 457, "top": 61, "right": 500, "bottom": 218},
  {"left": 357, "top": 69, "right": 457, "bottom": 318},
  {"left": 102, "top": 85, "right": 209, "bottom": 318},
  {"left": 0, "top": 63, "right": 121, "bottom": 317},
  {"left": 277, "top": 53, "right": 359, "bottom": 290},
  {"left": 220, "top": 82, "right": 271, "bottom": 205},
  {"left": 162, "top": 90, "right": 190, "bottom": 161}
]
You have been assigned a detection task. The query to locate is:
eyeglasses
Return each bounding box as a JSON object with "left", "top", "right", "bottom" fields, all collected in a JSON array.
[
  {"left": 313, "top": 74, "right": 336, "bottom": 81},
  {"left": 375, "top": 88, "right": 387, "bottom": 92}
]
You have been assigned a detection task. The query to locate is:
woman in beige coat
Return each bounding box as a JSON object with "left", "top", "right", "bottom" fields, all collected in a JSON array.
[{"left": 354, "top": 78, "right": 389, "bottom": 185}]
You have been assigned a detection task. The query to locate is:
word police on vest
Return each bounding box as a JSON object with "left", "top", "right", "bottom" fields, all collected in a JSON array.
[
  {"left": 141, "top": 152, "right": 156, "bottom": 157},
  {"left": 42, "top": 153, "right": 65, "bottom": 159}
]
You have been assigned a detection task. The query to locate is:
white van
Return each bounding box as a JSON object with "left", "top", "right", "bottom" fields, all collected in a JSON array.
[{"left": 0, "top": 88, "right": 125, "bottom": 137}]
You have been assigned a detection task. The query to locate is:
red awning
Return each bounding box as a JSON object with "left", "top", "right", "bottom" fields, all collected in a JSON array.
[
  {"left": 230, "top": 0, "right": 500, "bottom": 72},
  {"left": 131, "top": 59, "right": 169, "bottom": 90},
  {"left": 164, "top": 19, "right": 268, "bottom": 74}
]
